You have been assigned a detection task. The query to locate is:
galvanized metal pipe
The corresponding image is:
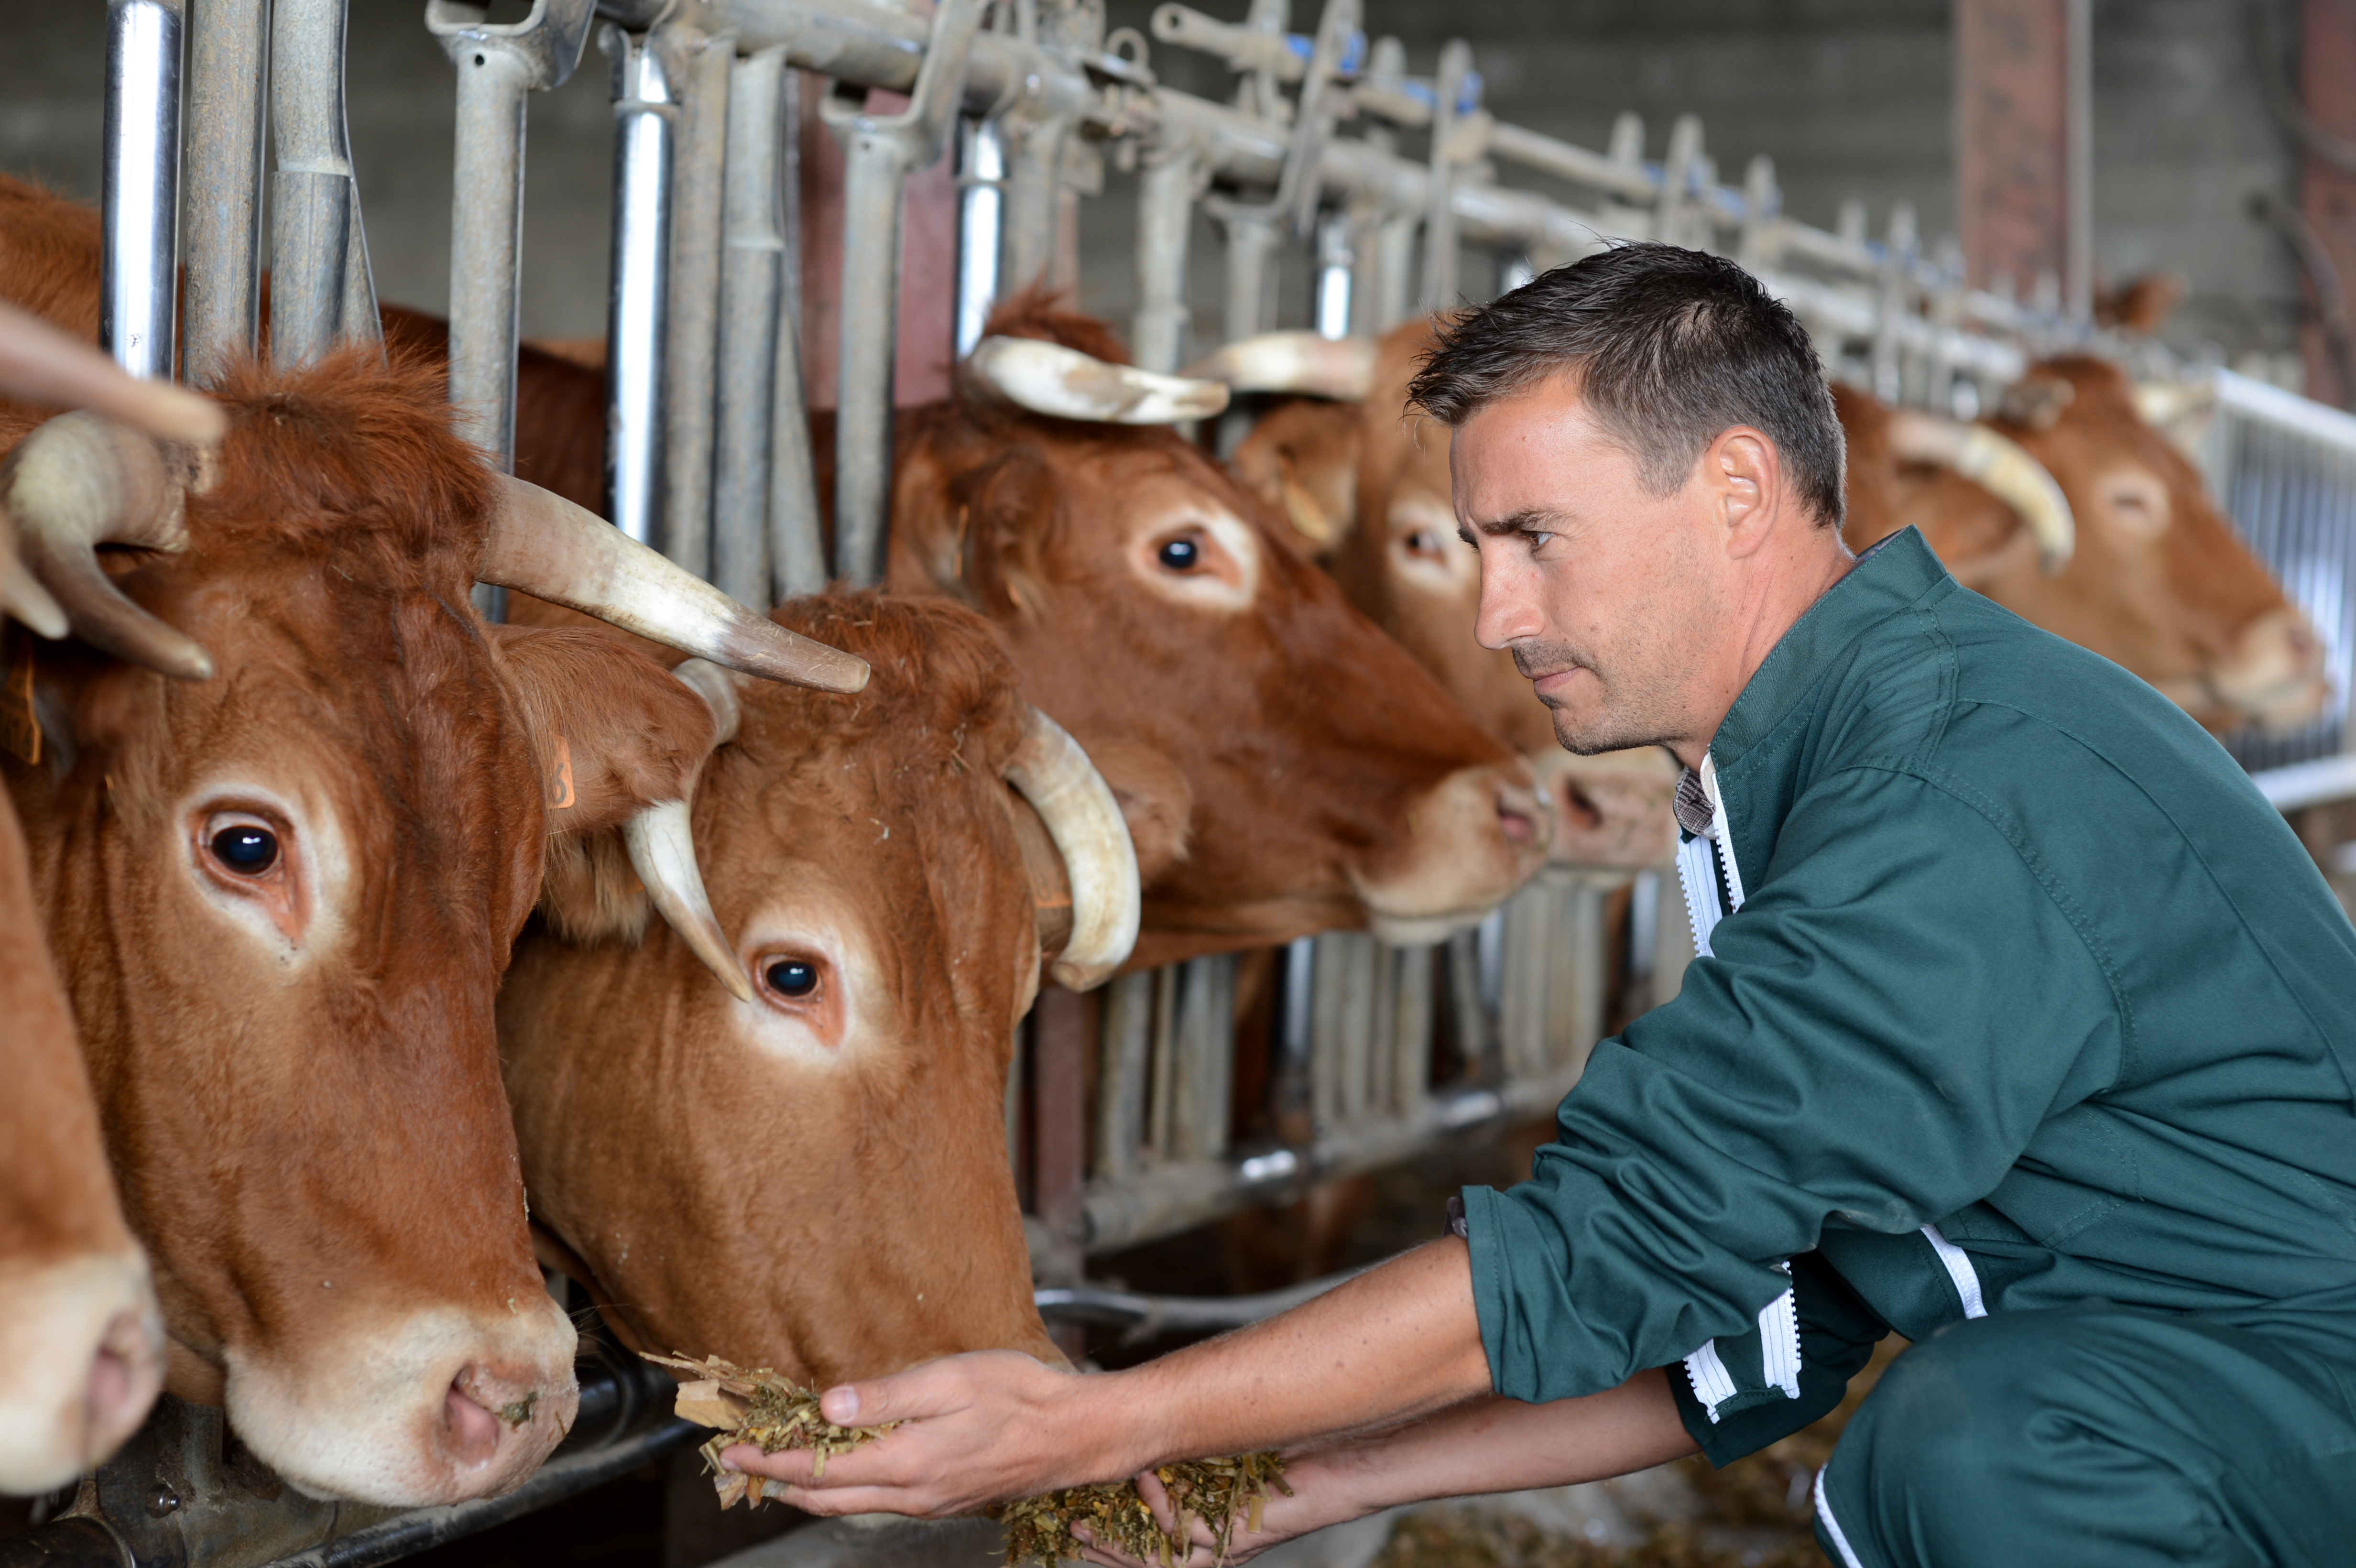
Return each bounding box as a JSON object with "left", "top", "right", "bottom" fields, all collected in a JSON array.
[
  {"left": 442, "top": 47, "right": 533, "bottom": 459},
  {"left": 1417, "top": 37, "right": 1471, "bottom": 313},
  {"left": 602, "top": 24, "right": 673, "bottom": 546},
  {"left": 713, "top": 46, "right": 788, "bottom": 610},
  {"left": 181, "top": 0, "right": 266, "bottom": 386},
  {"left": 955, "top": 115, "right": 1006, "bottom": 357},
  {"left": 822, "top": 0, "right": 981, "bottom": 586},
  {"left": 1221, "top": 210, "right": 1279, "bottom": 342},
  {"left": 767, "top": 68, "right": 827, "bottom": 602},
  {"left": 101, "top": 0, "right": 184, "bottom": 381},
  {"left": 1001, "top": 110, "right": 1070, "bottom": 294},
  {"left": 271, "top": 0, "right": 376, "bottom": 369},
  {"left": 1131, "top": 139, "right": 1199, "bottom": 373},
  {"left": 656, "top": 17, "right": 734, "bottom": 580}
]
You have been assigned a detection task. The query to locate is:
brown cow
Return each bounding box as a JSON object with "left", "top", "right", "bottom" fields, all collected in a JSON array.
[
  {"left": 1217, "top": 322, "right": 2326, "bottom": 753},
  {"left": 1847, "top": 358, "right": 2328, "bottom": 734},
  {"left": 499, "top": 592, "right": 1137, "bottom": 1384},
  {"left": 0, "top": 177, "right": 864, "bottom": 1506},
  {"left": 468, "top": 296, "right": 1551, "bottom": 970},
  {"left": 884, "top": 296, "right": 1549, "bottom": 969},
  {"left": 0, "top": 296, "right": 230, "bottom": 1492}
]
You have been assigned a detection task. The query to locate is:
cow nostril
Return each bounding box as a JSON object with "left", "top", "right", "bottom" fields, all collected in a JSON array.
[
  {"left": 1495, "top": 785, "right": 1548, "bottom": 848},
  {"left": 83, "top": 1346, "right": 132, "bottom": 1444},
  {"left": 442, "top": 1380, "right": 504, "bottom": 1463}
]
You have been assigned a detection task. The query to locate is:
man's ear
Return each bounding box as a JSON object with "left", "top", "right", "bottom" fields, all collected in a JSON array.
[
  {"left": 1230, "top": 399, "right": 1364, "bottom": 554},
  {"left": 491, "top": 623, "right": 719, "bottom": 940},
  {"left": 1705, "top": 425, "right": 1781, "bottom": 557}
]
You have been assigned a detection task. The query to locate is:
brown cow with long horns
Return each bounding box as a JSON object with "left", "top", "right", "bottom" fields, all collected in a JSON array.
[
  {"left": 501, "top": 592, "right": 1135, "bottom": 1384},
  {"left": 0, "top": 176, "right": 864, "bottom": 1507}
]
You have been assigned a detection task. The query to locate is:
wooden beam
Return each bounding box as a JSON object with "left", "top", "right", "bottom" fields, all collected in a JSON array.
[
  {"left": 2302, "top": 0, "right": 2356, "bottom": 407},
  {"left": 1955, "top": 0, "right": 2089, "bottom": 314}
]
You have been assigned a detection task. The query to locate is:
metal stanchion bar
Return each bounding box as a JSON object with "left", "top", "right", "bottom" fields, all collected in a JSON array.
[
  {"left": 102, "top": 0, "right": 184, "bottom": 381},
  {"left": 655, "top": 16, "right": 734, "bottom": 580},
  {"left": 821, "top": 0, "right": 980, "bottom": 587},
  {"left": 273, "top": 0, "right": 377, "bottom": 369},
  {"left": 1093, "top": 971, "right": 1153, "bottom": 1182},
  {"left": 182, "top": 0, "right": 266, "bottom": 386},
  {"left": 713, "top": 46, "right": 788, "bottom": 610},
  {"left": 1131, "top": 140, "right": 1199, "bottom": 373},
  {"left": 1001, "top": 110, "right": 1071, "bottom": 292},
  {"left": 603, "top": 24, "right": 673, "bottom": 546},
  {"left": 955, "top": 116, "right": 1006, "bottom": 356},
  {"left": 1172, "top": 955, "right": 1234, "bottom": 1163},
  {"left": 1417, "top": 38, "right": 1470, "bottom": 313}
]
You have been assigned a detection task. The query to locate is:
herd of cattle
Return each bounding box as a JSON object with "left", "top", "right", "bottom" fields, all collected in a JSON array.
[{"left": 0, "top": 161, "right": 2329, "bottom": 1519}]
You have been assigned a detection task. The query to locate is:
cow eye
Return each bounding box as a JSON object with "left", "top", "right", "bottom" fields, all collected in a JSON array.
[
  {"left": 1156, "top": 534, "right": 1202, "bottom": 571},
  {"left": 763, "top": 958, "right": 819, "bottom": 999},
  {"left": 208, "top": 823, "right": 279, "bottom": 876},
  {"left": 1405, "top": 529, "right": 1443, "bottom": 559}
]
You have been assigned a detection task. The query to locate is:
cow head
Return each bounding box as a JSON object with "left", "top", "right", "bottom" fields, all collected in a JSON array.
[
  {"left": 0, "top": 345, "right": 863, "bottom": 1505},
  {"left": 1217, "top": 323, "right": 1679, "bottom": 871},
  {"left": 500, "top": 593, "right": 1131, "bottom": 1383},
  {"left": 887, "top": 297, "right": 1551, "bottom": 966},
  {"left": 1864, "top": 357, "right": 2328, "bottom": 734}
]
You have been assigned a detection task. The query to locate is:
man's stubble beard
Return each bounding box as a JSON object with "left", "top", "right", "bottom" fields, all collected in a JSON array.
[{"left": 1514, "top": 638, "right": 1688, "bottom": 757}]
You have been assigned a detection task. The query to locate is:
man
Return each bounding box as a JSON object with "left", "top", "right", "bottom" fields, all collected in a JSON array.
[{"left": 725, "top": 246, "right": 2356, "bottom": 1567}]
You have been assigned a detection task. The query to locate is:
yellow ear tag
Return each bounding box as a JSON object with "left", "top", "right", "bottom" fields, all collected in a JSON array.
[{"left": 545, "top": 734, "right": 575, "bottom": 810}]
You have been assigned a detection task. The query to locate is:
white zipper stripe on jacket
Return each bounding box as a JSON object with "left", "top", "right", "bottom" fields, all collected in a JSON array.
[
  {"left": 1674, "top": 751, "right": 1803, "bottom": 1414},
  {"left": 1920, "top": 1223, "right": 1989, "bottom": 1318},
  {"left": 1682, "top": 1339, "right": 1740, "bottom": 1423}
]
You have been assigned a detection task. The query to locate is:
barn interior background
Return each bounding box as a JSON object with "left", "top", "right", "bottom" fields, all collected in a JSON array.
[
  {"left": 0, "top": 0, "right": 2322, "bottom": 376},
  {"left": 6, "top": 3, "right": 2356, "bottom": 1568}
]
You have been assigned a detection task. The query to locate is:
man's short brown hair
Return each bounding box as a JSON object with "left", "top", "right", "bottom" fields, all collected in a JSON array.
[{"left": 1407, "top": 243, "right": 1846, "bottom": 528}]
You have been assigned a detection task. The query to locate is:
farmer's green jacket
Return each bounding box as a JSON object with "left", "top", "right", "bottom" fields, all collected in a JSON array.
[{"left": 1461, "top": 527, "right": 2356, "bottom": 1445}]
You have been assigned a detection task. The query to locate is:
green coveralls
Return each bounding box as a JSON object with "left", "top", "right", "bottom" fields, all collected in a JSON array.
[{"left": 1458, "top": 529, "right": 2356, "bottom": 1567}]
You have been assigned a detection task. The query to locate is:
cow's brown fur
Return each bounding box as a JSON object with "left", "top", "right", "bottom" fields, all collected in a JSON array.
[
  {"left": 0, "top": 174, "right": 718, "bottom": 1503},
  {"left": 499, "top": 593, "right": 1063, "bottom": 1383},
  {"left": 887, "top": 293, "right": 1547, "bottom": 966}
]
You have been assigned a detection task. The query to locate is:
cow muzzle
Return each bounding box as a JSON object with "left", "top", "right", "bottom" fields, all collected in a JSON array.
[
  {"left": 223, "top": 1293, "right": 579, "bottom": 1507},
  {"left": 1353, "top": 760, "right": 1553, "bottom": 944},
  {"left": 2206, "top": 605, "right": 2332, "bottom": 734},
  {"left": 0, "top": 1249, "right": 165, "bottom": 1493}
]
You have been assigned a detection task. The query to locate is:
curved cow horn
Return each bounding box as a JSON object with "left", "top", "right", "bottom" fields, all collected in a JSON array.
[
  {"left": 479, "top": 476, "right": 868, "bottom": 693},
  {"left": 624, "top": 796, "right": 754, "bottom": 1004},
  {"left": 1002, "top": 708, "right": 1140, "bottom": 991},
  {"left": 0, "top": 301, "right": 227, "bottom": 445},
  {"left": 1181, "top": 331, "right": 1380, "bottom": 402},
  {"left": 1886, "top": 411, "right": 2076, "bottom": 574},
  {"left": 0, "top": 512, "right": 67, "bottom": 640},
  {"left": 2, "top": 411, "right": 214, "bottom": 680},
  {"left": 961, "top": 337, "right": 1230, "bottom": 426}
]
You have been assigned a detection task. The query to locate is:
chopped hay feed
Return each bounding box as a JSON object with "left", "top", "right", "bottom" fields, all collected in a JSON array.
[
  {"left": 998, "top": 1452, "right": 1291, "bottom": 1567},
  {"left": 645, "top": 1352, "right": 901, "bottom": 1511}
]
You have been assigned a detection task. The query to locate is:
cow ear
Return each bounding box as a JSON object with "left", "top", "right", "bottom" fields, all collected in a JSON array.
[
  {"left": 953, "top": 450, "right": 1060, "bottom": 620},
  {"left": 490, "top": 624, "right": 719, "bottom": 940},
  {"left": 1230, "top": 400, "right": 1362, "bottom": 554}
]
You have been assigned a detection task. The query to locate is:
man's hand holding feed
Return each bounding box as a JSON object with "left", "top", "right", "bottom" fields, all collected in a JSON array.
[{"left": 721, "top": 1237, "right": 1497, "bottom": 1517}]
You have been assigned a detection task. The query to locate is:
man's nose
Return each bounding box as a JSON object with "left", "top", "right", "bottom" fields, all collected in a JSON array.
[{"left": 1474, "top": 548, "right": 1542, "bottom": 651}]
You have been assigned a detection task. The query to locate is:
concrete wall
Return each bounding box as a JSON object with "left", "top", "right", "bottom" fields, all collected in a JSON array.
[{"left": 0, "top": 0, "right": 2310, "bottom": 366}]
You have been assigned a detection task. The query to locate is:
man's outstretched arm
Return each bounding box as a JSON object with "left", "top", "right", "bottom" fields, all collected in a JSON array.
[{"left": 724, "top": 1237, "right": 1499, "bottom": 1517}]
